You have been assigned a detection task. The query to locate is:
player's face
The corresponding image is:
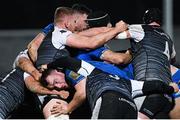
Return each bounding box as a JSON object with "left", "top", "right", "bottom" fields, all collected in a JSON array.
[
  {"left": 73, "top": 13, "right": 89, "bottom": 32},
  {"left": 46, "top": 71, "right": 69, "bottom": 89}
]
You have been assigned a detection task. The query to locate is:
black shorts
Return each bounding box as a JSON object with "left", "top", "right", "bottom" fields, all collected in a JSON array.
[
  {"left": 139, "top": 94, "right": 174, "bottom": 119},
  {"left": 92, "top": 90, "right": 137, "bottom": 119}
]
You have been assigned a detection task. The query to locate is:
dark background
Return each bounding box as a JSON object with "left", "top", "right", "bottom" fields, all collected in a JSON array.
[
  {"left": 0, "top": 0, "right": 180, "bottom": 29},
  {"left": 0, "top": 0, "right": 180, "bottom": 118}
]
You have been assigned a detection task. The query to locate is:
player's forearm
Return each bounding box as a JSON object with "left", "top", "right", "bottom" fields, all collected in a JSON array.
[
  {"left": 89, "top": 27, "right": 123, "bottom": 49},
  {"left": 25, "top": 76, "right": 58, "bottom": 95},
  {"left": 78, "top": 27, "right": 112, "bottom": 36},
  {"left": 27, "top": 33, "right": 45, "bottom": 62},
  {"left": 102, "top": 50, "right": 132, "bottom": 65},
  {"left": 67, "top": 91, "right": 86, "bottom": 114},
  {"left": 18, "top": 57, "right": 41, "bottom": 80}
]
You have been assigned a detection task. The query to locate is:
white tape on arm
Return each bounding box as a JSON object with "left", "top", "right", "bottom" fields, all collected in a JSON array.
[{"left": 116, "top": 31, "right": 128, "bottom": 39}]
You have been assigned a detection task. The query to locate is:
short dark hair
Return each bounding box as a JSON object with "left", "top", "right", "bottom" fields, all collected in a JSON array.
[
  {"left": 143, "top": 8, "right": 162, "bottom": 25},
  {"left": 40, "top": 69, "right": 54, "bottom": 88},
  {"left": 86, "top": 11, "right": 110, "bottom": 27},
  {"left": 72, "top": 3, "right": 92, "bottom": 14}
]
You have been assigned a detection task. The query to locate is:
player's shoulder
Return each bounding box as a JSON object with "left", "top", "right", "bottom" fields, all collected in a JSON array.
[{"left": 54, "top": 26, "right": 72, "bottom": 34}]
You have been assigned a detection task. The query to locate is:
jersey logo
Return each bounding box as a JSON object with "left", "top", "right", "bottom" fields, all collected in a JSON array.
[
  {"left": 69, "top": 71, "right": 81, "bottom": 80},
  {"left": 163, "top": 41, "right": 170, "bottom": 60},
  {"left": 59, "top": 30, "right": 67, "bottom": 33}
]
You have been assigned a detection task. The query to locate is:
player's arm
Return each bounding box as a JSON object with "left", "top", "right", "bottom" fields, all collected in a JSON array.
[
  {"left": 13, "top": 50, "right": 41, "bottom": 81},
  {"left": 131, "top": 80, "right": 179, "bottom": 98},
  {"left": 66, "top": 78, "right": 86, "bottom": 114},
  {"left": 116, "top": 24, "right": 145, "bottom": 42},
  {"left": 101, "top": 49, "right": 132, "bottom": 65},
  {"left": 24, "top": 75, "right": 68, "bottom": 98},
  {"left": 66, "top": 20, "right": 127, "bottom": 49},
  {"left": 27, "top": 33, "right": 46, "bottom": 63},
  {"left": 50, "top": 78, "right": 86, "bottom": 116},
  {"left": 27, "top": 23, "right": 54, "bottom": 63},
  {"left": 78, "top": 27, "right": 112, "bottom": 36},
  {"left": 18, "top": 57, "right": 41, "bottom": 81}
]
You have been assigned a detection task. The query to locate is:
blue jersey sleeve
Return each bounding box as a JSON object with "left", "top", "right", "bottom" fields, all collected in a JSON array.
[
  {"left": 172, "top": 69, "right": 180, "bottom": 98},
  {"left": 88, "top": 46, "right": 108, "bottom": 58},
  {"left": 65, "top": 69, "right": 85, "bottom": 86},
  {"left": 172, "top": 69, "right": 180, "bottom": 84},
  {"left": 122, "top": 63, "right": 134, "bottom": 79}
]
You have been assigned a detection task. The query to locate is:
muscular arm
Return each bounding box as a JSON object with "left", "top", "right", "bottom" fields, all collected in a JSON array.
[
  {"left": 27, "top": 33, "right": 46, "bottom": 63},
  {"left": 78, "top": 27, "right": 112, "bottom": 36},
  {"left": 66, "top": 21, "right": 127, "bottom": 49},
  {"left": 66, "top": 78, "right": 86, "bottom": 114},
  {"left": 25, "top": 75, "right": 65, "bottom": 96},
  {"left": 101, "top": 49, "right": 132, "bottom": 65},
  {"left": 17, "top": 57, "right": 41, "bottom": 81}
]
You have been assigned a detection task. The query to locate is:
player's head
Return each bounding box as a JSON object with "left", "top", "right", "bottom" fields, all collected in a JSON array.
[
  {"left": 72, "top": 3, "right": 92, "bottom": 15},
  {"left": 142, "top": 8, "right": 162, "bottom": 25},
  {"left": 41, "top": 69, "right": 69, "bottom": 90},
  {"left": 86, "top": 10, "right": 111, "bottom": 28},
  {"left": 54, "top": 6, "right": 88, "bottom": 32}
]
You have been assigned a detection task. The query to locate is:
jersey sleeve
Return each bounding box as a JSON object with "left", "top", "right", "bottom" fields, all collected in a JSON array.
[
  {"left": 76, "top": 46, "right": 108, "bottom": 61},
  {"left": 88, "top": 46, "right": 109, "bottom": 59},
  {"left": 128, "top": 24, "right": 145, "bottom": 42},
  {"left": 65, "top": 69, "right": 85, "bottom": 86},
  {"left": 52, "top": 27, "right": 72, "bottom": 49},
  {"left": 12, "top": 49, "right": 29, "bottom": 69}
]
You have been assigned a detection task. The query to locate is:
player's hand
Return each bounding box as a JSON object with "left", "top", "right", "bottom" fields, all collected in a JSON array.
[
  {"left": 58, "top": 90, "right": 69, "bottom": 99},
  {"left": 32, "top": 70, "right": 42, "bottom": 81},
  {"left": 51, "top": 100, "right": 69, "bottom": 116},
  {"left": 115, "top": 20, "right": 128, "bottom": 32},
  {"left": 42, "top": 23, "right": 54, "bottom": 35},
  {"left": 39, "top": 64, "right": 47, "bottom": 72},
  {"left": 169, "top": 82, "right": 179, "bottom": 93}
]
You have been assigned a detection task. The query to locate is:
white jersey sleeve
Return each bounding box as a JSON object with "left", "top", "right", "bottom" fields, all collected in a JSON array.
[
  {"left": 52, "top": 26, "right": 72, "bottom": 49},
  {"left": 128, "top": 24, "right": 145, "bottom": 42},
  {"left": 12, "top": 49, "right": 29, "bottom": 69}
]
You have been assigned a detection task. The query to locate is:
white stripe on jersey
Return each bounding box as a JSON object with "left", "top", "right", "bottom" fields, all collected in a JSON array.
[
  {"left": 77, "top": 60, "right": 95, "bottom": 77},
  {"left": 2, "top": 69, "right": 16, "bottom": 82}
]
